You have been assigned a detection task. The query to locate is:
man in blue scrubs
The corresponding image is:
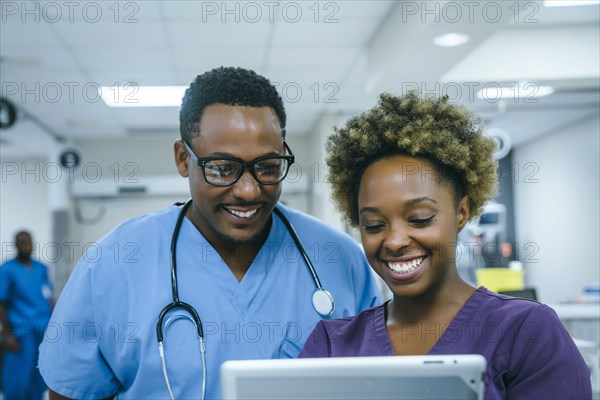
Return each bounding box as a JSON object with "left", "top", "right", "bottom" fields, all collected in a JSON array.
[
  {"left": 1, "top": 231, "right": 53, "bottom": 400},
  {"left": 39, "top": 67, "right": 382, "bottom": 399}
]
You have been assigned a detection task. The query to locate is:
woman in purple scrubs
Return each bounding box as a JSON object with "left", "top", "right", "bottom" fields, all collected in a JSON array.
[{"left": 299, "top": 91, "right": 592, "bottom": 399}]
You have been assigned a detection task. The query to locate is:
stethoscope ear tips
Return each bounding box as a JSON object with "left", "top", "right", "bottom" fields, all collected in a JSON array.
[{"left": 312, "top": 288, "right": 335, "bottom": 317}]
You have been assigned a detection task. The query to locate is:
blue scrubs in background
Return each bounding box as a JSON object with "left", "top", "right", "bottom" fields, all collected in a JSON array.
[
  {"left": 39, "top": 203, "right": 382, "bottom": 399},
  {"left": 0, "top": 258, "right": 53, "bottom": 400}
]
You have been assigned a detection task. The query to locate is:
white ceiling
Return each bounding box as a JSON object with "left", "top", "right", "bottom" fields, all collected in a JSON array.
[{"left": 1, "top": 0, "right": 598, "bottom": 160}]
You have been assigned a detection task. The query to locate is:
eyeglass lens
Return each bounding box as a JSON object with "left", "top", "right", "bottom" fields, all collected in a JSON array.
[{"left": 204, "top": 158, "right": 289, "bottom": 185}]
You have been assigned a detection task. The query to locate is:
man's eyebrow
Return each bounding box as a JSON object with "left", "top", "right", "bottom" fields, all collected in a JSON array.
[
  {"left": 204, "top": 151, "right": 282, "bottom": 159},
  {"left": 203, "top": 152, "right": 237, "bottom": 158}
]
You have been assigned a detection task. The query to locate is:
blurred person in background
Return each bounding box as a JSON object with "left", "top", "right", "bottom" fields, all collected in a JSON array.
[{"left": 1, "top": 230, "right": 53, "bottom": 400}]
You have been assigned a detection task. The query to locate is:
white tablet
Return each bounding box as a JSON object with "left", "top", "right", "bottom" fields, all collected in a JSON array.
[{"left": 221, "top": 354, "right": 486, "bottom": 400}]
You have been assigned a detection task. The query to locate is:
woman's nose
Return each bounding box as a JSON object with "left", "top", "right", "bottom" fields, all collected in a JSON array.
[{"left": 382, "top": 224, "right": 412, "bottom": 253}]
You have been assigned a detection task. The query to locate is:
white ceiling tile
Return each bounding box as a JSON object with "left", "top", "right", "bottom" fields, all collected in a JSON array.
[
  {"left": 510, "top": 2, "right": 600, "bottom": 26},
  {"left": 334, "top": 1, "right": 396, "bottom": 19},
  {"left": 2, "top": 0, "right": 598, "bottom": 157},
  {"left": 74, "top": 47, "right": 172, "bottom": 70},
  {"left": 1, "top": 70, "right": 95, "bottom": 111},
  {"left": 161, "top": 1, "right": 211, "bottom": 18},
  {"left": 53, "top": 20, "right": 168, "bottom": 47},
  {"left": 109, "top": 1, "right": 163, "bottom": 21},
  {"left": 167, "top": 20, "right": 271, "bottom": 46},
  {"left": 271, "top": 19, "right": 380, "bottom": 46},
  {"left": 2, "top": 1, "right": 164, "bottom": 24},
  {"left": 111, "top": 107, "right": 181, "bottom": 129},
  {"left": 87, "top": 69, "right": 177, "bottom": 86},
  {"left": 1, "top": 44, "right": 77, "bottom": 70},
  {"left": 442, "top": 26, "right": 600, "bottom": 83},
  {"left": 0, "top": 19, "right": 61, "bottom": 45},
  {"left": 160, "top": 1, "right": 394, "bottom": 23},
  {"left": 282, "top": 81, "right": 344, "bottom": 109},
  {"left": 266, "top": 46, "right": 359, "bottom": 68},
  {"left": 171, "top": 46, "right": 264, "bottom": 72},
  {"left": 262, "top": 67, "right": 346, "bottom": 86}
]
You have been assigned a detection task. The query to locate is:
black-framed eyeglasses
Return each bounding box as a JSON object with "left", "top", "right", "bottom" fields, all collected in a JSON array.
[{"left": 183, "top": 140, "right": 295, "bottom": 187}]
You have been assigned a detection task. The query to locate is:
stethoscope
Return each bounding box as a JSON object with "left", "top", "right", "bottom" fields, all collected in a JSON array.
[{"left": 156, "top": 199, "right": 335, "bottom": 400}]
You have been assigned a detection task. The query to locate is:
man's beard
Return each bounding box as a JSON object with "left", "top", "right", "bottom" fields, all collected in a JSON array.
[
  {"left": 217, "top": 230, "right": 265, "bottom": 247},
  {"left": 215, "top": 231, "right": 267, "bottom": 265}
]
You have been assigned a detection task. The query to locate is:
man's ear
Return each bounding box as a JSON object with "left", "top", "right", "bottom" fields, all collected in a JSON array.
[
  {"left": 174, "top": 140, "right": 189, "bottom": 177},
  {"left": 457, "top": 196, "right": 470, "bottom": 232}
]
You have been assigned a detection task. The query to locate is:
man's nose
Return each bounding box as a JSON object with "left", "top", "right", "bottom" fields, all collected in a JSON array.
[{"left": 231, "top": 169, "right": 261, "bottom": 200}]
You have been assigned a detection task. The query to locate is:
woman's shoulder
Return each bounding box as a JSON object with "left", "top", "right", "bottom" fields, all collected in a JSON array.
[
  {"left": 472, "top": 286, "right": 561, "bottom": 326},
  {"left": 476, "top": 287, "right": 546, "bottom": 309}
]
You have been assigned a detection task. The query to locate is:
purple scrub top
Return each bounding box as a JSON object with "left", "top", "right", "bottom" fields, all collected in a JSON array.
[{"left": 300, "top": 287, "right": 592, "bottom": 399}]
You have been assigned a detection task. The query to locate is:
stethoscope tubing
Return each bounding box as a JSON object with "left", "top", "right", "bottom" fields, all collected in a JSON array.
[
  {"left": 156, "top": 199, "right": 334, "bottom": 399},
  {"left": 159, "top": 200, "right": 332, "bottom": 338},
  {"left": 272, "top": 207, "right": 324, "bottom": 290},
  {"left": 156, "top": 199, "right": 203, "bottom": 343}
]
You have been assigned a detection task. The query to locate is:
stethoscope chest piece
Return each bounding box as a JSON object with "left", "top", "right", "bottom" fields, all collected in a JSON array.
[{"left": 312, "top": 288, "right": 335, "bottom": 317}]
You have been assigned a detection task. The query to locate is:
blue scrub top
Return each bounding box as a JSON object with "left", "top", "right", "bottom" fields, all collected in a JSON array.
[
  {"left": 0, "top": 258, "right": 53, "bottom": 335},
  {"left": 39, "top": 204, "right": 382, "bottom": 399}
]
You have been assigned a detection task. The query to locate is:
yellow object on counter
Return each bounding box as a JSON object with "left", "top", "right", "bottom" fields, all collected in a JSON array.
[{"left": 476, "top": 268, "right": 524, "bottom": 293}]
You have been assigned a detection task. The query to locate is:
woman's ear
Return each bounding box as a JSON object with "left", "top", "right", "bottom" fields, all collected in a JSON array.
[
  {"left": 457, "top": 196, "right": 470, "bottom": 232},
  {"left": 174, "top": 140, "right": 189, "bottom": 178}
]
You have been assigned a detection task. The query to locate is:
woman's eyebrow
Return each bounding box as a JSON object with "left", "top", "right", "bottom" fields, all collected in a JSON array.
[
  {"left": 359, "top": 197, "right": 437, "bottom": 216},
  {"left": 359, "top": 206, "right": 380, "bottom": 215},
  {"left": 404, "top": 197, "right": 437, "bottom": 208}
]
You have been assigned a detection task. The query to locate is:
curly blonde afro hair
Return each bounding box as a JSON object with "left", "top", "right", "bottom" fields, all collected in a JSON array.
[{"left": 326, "top": 91, "right": 498, "bottom": 226}]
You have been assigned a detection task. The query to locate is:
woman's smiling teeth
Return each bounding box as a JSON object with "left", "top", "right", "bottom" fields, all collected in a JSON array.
[
  {"left": 386, "top": 257, "right": 425, "bottom": 274},
  {"left": 226, "top": 208, "right": 258, "bottom": 218}
]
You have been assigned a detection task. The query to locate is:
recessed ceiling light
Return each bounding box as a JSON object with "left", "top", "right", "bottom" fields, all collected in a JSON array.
[
  {"left": 543, "top": 0, "right": 599, "bottom": 7},
  {"left": 476, "top": 83, "right": 555, "bottom": 100},
  {"left": 100, "top": 86, "right": 186, "bottom": 107},
  {"left": 432, "top": 33, "right": 470, "bottom": 48}
]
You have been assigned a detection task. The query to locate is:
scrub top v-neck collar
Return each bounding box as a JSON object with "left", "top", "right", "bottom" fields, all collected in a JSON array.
[
  {"left": 178, "top": 212, "right": 283, "bottom": 314},
  {"left": 374, "top": 288, "right": 485, "bottom": 356}
]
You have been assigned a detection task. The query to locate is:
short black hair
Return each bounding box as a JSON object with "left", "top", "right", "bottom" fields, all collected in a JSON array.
[{"left": 179, "top": 67, "right": 286, "bottom": 142}]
